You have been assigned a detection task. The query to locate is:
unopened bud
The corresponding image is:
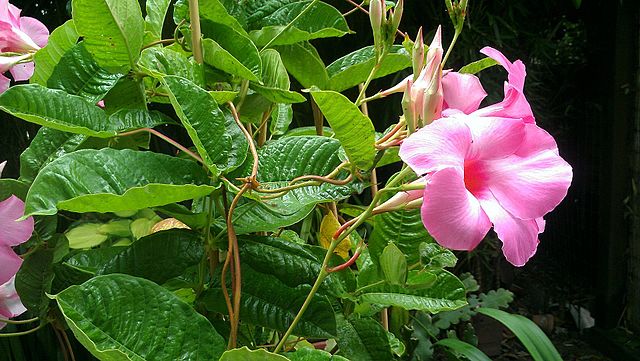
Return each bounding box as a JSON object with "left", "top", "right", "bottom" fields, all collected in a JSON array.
[
  {"left": 401, "top": 79, "right": 416, "bottom": 134},
  {"left": 390, "top": 0, "right": 404, "bottom": 38},
  {"left": 412, "top": 27, "right": 425, "bottom": 80},
  {"left": 369, "top": 0, "right": 385, "bottom": 53}
]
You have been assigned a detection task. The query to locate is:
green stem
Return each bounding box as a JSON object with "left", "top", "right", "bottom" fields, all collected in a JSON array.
[
  {"left": 0, "top": 323, "right": 46, "bottom": 337},
  {"left": 0, "top": 317, "right": 39, "bottom": 325},
  {"left": 188, "top": 0, "right": 204, "bottom": 64},
  {"left": 442, "top": 27, "right": 461, "bottom": 67},
  {"left": 260, "top": 0, "right": 320, "bottom": 52},
  {"left": 355, "top": 62, "right": 381, "bottom": 106}
]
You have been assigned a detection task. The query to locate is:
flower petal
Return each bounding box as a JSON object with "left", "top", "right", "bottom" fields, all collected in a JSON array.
[
  {"left": 0, "top": 161, "right": 5, "bottom": 177},
  {"left": 485, "top": 129, "right": 573, "bottom": 219},
  {"left": 421, "top": 167, "right": 492, "bottom": 250},
  {"left": 477, "top": 192, "right": 539, "bottom": 266},
  {"left": 0, "top": 276, "right": 27, "bottom": 325},
  {"left": 480, "top": 47, "right": 526, "bottom": 91},
  {"left": 442, "top": 72, "right": 487, "bottom": 114},
  {"left": 0, "top": 73, "right": 9, "bottom": 94},
  {"left": 515, "top": 123, "right": 559, "bottom": 157},
  {"left": 462, "top": 115, "right": 526, "bottom": 160},
  {"left": 0, "top": 248, "right": 22, "bottom": 287},
  {"left": 18, "top": 17, "right": 48, "bottom": 48},
  {"left": 471, "top": 85, "right": 535, "bottom": 124},
  {"left": 399, "top": 117, "right": 471, "bottom": 175},
  {"left": 9, "top": 60, "right": 33, "bottom": 81},
  {"left": 0, "top": 195, "right": 34, "bottom": 247}
]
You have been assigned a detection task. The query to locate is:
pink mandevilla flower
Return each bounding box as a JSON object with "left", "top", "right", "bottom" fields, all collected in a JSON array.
[
  {"left": 396, "top": 48, "right": 572, "bottom": 266},
  {"left": 0, "top": 0, "right": 49, "bottom": 92},
  {"left": 0, "top": 161, "right": 34, "bottom": 328}
]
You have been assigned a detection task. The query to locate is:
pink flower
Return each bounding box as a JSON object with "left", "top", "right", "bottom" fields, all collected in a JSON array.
[
  {"left": 0, "top": 0, "right": 49, "bottom": 93},
  {"left": 0, "top": 162, "right": 33, "bottom": 327},
  {"left": 0, "top": 276, "right": 26, "bottom": 329},
  {"left": 398, "top": 115, "right": 572, "bottom": 266}
]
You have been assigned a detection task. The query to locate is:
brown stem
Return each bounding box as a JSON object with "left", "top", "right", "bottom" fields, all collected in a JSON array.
[
  {"left": 60, "top": 329, "right": 76, "bottom": 361},
  {"left": 141, "top": 38, "right": 176, "bottom": 50},
  {"left": 54, "top": 327, "right": 70, "bottom": 361},
  {"left": 311, "top": 98, "right": 324, "bottom": 136},
  {"left": 117, "top": 128, "right": 204, "bottom": 164},
  {"left": 257, "top": 109, "right": 272, "bottom": 147},
  {"left": 326, "top": 242, "right": 365, "bottom": 272}
]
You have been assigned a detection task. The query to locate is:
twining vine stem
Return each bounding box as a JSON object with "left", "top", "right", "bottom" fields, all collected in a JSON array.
[{"left": 117, "top": 128, "right": 204, "bottom": 164}]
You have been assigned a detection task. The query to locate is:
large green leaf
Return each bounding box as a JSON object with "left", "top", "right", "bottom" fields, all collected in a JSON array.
[
  {"left": 139, "top": 47, "right": 204, "bottom": 86},
  {"left": 327, "top": 45, "right": 411, "bottom": 92},
  {"left": 31, "top": 20, "right": 79, "bottom": 86},
  {"left": 96, "top": 229, "right": 204, "bottom": 284},
  {"left": 309, "top": 90, "right": 376, "bottom": 170},
  {"left": 477, "top": 308, "right": 563, "bottom": 361},
  {"left": 369, "top": 207, "right": 433, "bottom": 266},
  {"left": 173, "top": 0, "right": 247, "bottom": 35},
  {"left": 47, "top": 43, "right": 123, "bottom": 102},
  {"left": 239, "top": 236, "right": 355, "bottom": 297},
  {"left": 25, "top": 148, "right": 216, "bottom": 216},
  {"left": 101, "top": 77, "right": 147, "bottom": 112},
  {"left": 54, "top": 274, "right": 226, "bottom": 360},
  {"left": 276, "top": 42, "right": 328, "bottom": 88},
  {"left": 285, "top": 348, "right": 350, "bottom": 361},
  {"left": 162, "top": 75, "right": 232, "bottom": 175},
  {"left": 336, "top": 317, "right": 393, "bottom": 361},
  {"left": 270, "top": 103, "right": 294, "bottom": 135},
  {"left": 202, "top": 23, "right": 262, "bottom": 81},
  {"left": 225, "top": 136, "right": 362, "bottom": 234},
  {"left": 358, "top": 270, "right": 467, "bottom": 313},
  {"left": 220, "top": 347, "right": 289, "bottom": 361},
  {"left": 72, "top": 0, "right": 144, "bottom": 71},
  {"left": 251, "top": 49, "right": 305, "bottom": 104},
  {"left": 203, "top": 266, "right": 337, "bottom": 338},
  {"left": 249, "top": 1, "right": 350, "bottom": 46},
  {"left": 435, "top": 338, "right": 492, "bottom": 361},
  {"left": 19, "top": 127, "right": 87, "bottom": 183},
  {"left": 143, "top": 0, "right": 172, "bottom": 43},
  {"left": 15, "top": 248, "right": 55, "bottom": 315}
]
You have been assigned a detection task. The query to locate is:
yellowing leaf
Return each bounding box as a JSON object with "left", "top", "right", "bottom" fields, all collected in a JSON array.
[{"left": 319, "top": 213, "right": 351, "bottom": 259}]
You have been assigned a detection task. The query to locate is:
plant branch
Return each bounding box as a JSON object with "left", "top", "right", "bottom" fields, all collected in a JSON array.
[
  {"left": 141, "top": 38, "right": 176, "bottom": 50},
  {"left": 188, "top": 0, "right": 204, "bottom": 64},
  {"left": 0, "top": 317, "right": 38, "bottom": 325},
  {"left": 117, "top": 128, "right": 204, "bottom": 164}
]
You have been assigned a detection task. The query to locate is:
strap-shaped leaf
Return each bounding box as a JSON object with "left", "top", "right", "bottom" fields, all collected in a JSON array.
[
  {"left": 54, "top": 274, "right": 226, "bottom": 361},
  {"left": 162, "top": 75, "right": 232, "bottom": 175},
  {"left": 358, "top": 269, "right": 467, "bottom": 313},
  {"left": 48, "top": 43, "right": 123, "bottom": 102},
  {"left": 327, "top": 45, "right": 412, "bottom": 92},
  {"left": 72, "top": 0, "right": 144, "bottom": 71},
  {"left": 249, "top": 1, "right": 350, "bottom": 46},
  {"left": 31, "top": 20, "right": 78, "bottom": 86},
  {"left": 25, "top": 148, "right": 215, "bottom": 216},
  {"left": 310, "top": 90, "right": 376, "bottom": 170},
  {"left": 203, "top": 266, "right": 337, "bottom": 338},
  {"left": 435, "top": 338, "right": 492, "bottom": 361}
]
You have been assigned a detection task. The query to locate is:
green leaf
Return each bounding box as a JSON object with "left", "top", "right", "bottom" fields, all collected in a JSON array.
[
  {"left": 220, "top": 347, "right": 289, "bottom": 361},
  {"left": 97, "top": 229, "right": 204, "bottom": 284},
  {"left": 276, "top": 42, "right": 328, "bottom": 88},
  {"left": 54, "top": 274, "right": 226, "bottom": 360},
  {"left": 64, "top": 247, "right": 127, "bottom": 274},
  {"left": 138, "top": 47, "right": 205, "bottom": 88},
  {"left": 270, "top": 103, "right": 294, "bottom": 135},
  {"left": 65, "top": 223, "right": 109, "bottom": 249},
  {"left": 202, "top": 23, "right": 262, "bottom": 81},
  {"left": 144, "top": 0, "right": 172, "bottom": 43},
  {"left": 251, "top": 49, "right": 305, "bottom": 104},
  {"left": 31, "top": 20, "right": 79, "bottom": 86},
  {"left": 19, "top": 127, "right": 87, "bottom": 183},
  {"left": 102, "top": 77, "right": 147, "bottom": 112},
  {"left": 358, "top": 270, "right": 467, "bottom": 313},
  {"left": 250, "top": 1, "right": 350, "bottom": 46},
  {"left": 327, "top": 45, "right": 411, "bottom": 92},
  {"left": 370, "top": 207, "right": 433, "bottom": 266},
  {"left": 0, "top": 85, "right": 113, "bottom": 137},
  {"left": 209, "top": 90, "right": 238, "bottom": 104},
  {"left": 285, "top": 348, "right": 350, "bottom": 361},
  {"left": 225, "top": 136, "right": 361, "bottom": 234},
  {"left": 419, "top": 242, "right": 457, "bottom": 269},
  {"left": 477, "top": 308, "right": 563, "bottom": 361},
  {"left": 435, "top": 338, "right": 492, "bottom": 361},
  {"left": 336, "top": 317, "right": 393, "bottom": 361},
  {"left": 458, "top": 57, "right": 499, "bottom": 75},
  {"left": 379, "top": 243, "right": 407, "bottom": 285},
  {"left": 174, "top": 0, "right": 247, "bottom": 35},
  {"left": 309, "top": 90, "right": 376, "bottom": 170},
  {"left": 107, "top": 108, "right": 176, "bottom": 131},
  {"left": 239, "top": 236, "right": 355, "bottom": 297},
  {"left": 162, "top": 75, "right": 232, "bottom": 175},
  {"left": 15, "top": 247, "right": 55, "bottom": 315},
  {"left": 202, "top": 266, "right": 337, "bottom": 338},
  {"left": 25, "top": 148, "right": 216, "bottom": 216},
  {"left": 72, "top": 0, "right": 144, "bottom": 71},
  {"left": 47, "top": 43, "right": 123, "bottom": 103}
]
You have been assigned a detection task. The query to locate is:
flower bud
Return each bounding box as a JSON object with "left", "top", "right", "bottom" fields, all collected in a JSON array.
[
  {"left": 401, "top": 79, "right": 416, "bottom": 133},
  {"left": 389, "top": 0, "right": 404, "bottom": 39},
  {"left": 412, "top": 27, "right": 425, "bottom": 80},
  {"left": 369, "top": 0, "right": 385, "bottom": 54}
]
